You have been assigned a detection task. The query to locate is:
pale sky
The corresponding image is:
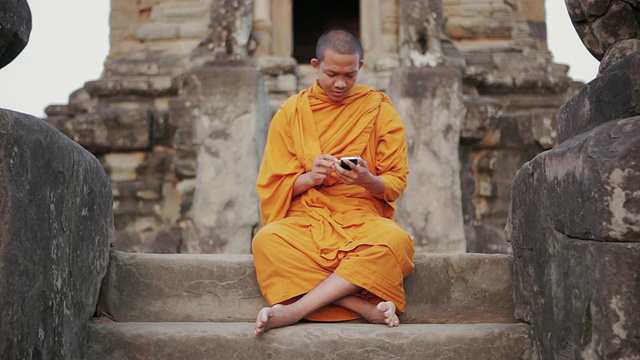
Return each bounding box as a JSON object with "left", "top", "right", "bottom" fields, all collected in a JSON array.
[{"left": 0, "top": 0, "right": 600, "bottom": 118}]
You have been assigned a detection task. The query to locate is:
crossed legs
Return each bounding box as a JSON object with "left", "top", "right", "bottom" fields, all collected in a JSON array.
[{"left": 254, "top": 272, "right": 399, "bottom": 337}]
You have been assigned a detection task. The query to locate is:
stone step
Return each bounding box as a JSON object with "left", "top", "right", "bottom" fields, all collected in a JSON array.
[
  {"left": 86, "top": 321, "right": 531, "bottom": 359},
  {"left": 98, "top": 251, "right": 517, "bottom": 324}
]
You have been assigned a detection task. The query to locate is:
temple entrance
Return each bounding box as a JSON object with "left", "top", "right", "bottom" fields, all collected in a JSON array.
[{"left": 293, "top": 1, "right": 360, "bottom": 64}]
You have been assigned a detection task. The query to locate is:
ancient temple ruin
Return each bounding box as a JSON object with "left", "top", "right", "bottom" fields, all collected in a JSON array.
[
  {"left": 3, "top": 0, "right": 639, "bottom": 358},
  {"left": 44, "top": 0, "right": 577, "bottom": 255}
]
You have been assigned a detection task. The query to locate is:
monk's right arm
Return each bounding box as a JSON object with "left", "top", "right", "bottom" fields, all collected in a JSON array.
[
  {"left": 292, "top": 172, "right": 318, "bottom": 197},
  {"left": 292, "top": 154, "right": 338, "bottom": 197}
]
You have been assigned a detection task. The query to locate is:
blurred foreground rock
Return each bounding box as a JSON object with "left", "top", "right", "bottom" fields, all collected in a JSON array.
[{"left": 0, "top": 110, "right": 114, "bottom": 359}]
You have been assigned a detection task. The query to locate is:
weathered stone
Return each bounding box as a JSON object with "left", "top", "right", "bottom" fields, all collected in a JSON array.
[
  {"left": 400, "top": 0, "right": 445, "bottom": 68},
  {"left": 178, "top": 21, "right": 209, "bottom": 39},
  {"left": 178, "top": 63, "right": 269, "bottom": 253},
  {"left": 506, "top": 116, "right": 640, "bottom": 359},
  {"left": 465, "top": 51, "right": 572, "bottom": 95},
  {"left": 84, "top": 76, "right": 176, "bottom": 97},
  {"left": 599, "top": 38, "right": 640, "bottom": 74},
  {"left": 97, "top": 251, "right": 517, "bottom": 324},
  {"left": 191, "top": 0, "right": 254, "bottom": 62},
  {"left": 254, "top": 55, "right": 297, "bottom": 75},
  {"left": 389, "top": 66, "right": 466, "bottom": 253},
  {"left": 558, "top": 51, "right": 640, "bottom": 144},
  {"left": 47, "top": 109, "right": 152, "bottom": 153},
  {"left": 0, "top": 0, "right": 31, "bottom": 69},
  {"left": 136, "top": 23, "right": 180, "bottom": 41},
  {"left": 141, "top": 225, "right": 183, "bottom": 253},
  {"left": 461, "top": 96, "right": 503, "bottom": 142},
  {"left": 101, "top": 152, "right": 147, "bottom": 182},
  {"left": 0, "top": 109, "right": 113, "bottom": 359},
  {"left": 87, "top": 322, "right": 531, "bottom": 360},
  {"left": 566, "top": 0, "right": 640, "bottom": 61}
]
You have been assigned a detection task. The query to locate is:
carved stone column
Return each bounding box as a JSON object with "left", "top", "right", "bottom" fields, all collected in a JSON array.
[
  {"left": 271, "top": 0, "right": 292, "bottom": 56},
  {"left": 381, "top": 0, "right": 400, "bottom": 54},
  {"left": 177, "top": 0, "right": 270, "bottom": 253},
  {"left": 253, "top": 0, "right": 272, "bottom": 56},
  {"left": 389, "top": 0, "right": 466, "bottom": 253}
]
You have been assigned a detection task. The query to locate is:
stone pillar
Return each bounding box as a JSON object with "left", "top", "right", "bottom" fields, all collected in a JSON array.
[
  {"left": 360, "top": 0, "right": 382, "bottom": 58},
  {"left": 271, "top": 0, "right": 292, "bottom": 56},
  {"left": 183, "top": 64, "right": 269, "bottom": 253},
  {"left": 253, "top": 0, "right": 272, "bottom": 56},
  {"left": 177, "top": 0, "right": 270, "bottom": 254},
  {"left": 389, "top": 0, "right": 466, "bottom": 253},
  {"left": 381, "top": 0, "right": 400, "bottom": 54}
]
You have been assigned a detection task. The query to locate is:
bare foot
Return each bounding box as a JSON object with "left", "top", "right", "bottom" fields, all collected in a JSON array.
[
  {"left": 376, "top": 301, "right": 400, "bottom": 327},
  {"left": 254, "top": 304, "right": 300, "bottom": 337}
]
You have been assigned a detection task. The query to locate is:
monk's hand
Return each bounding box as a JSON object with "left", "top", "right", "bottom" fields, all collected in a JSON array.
[
  {"left": 335, "top": 157, "right": 385, "bottom": 194},
  {"left": 310, "top": 154, "right": 339, "bottom": 185}
]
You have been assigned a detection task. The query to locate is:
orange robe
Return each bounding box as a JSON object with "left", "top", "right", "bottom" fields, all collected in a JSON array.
[{"left": 252, "top": 81, "right": 415, "bottom": 321}]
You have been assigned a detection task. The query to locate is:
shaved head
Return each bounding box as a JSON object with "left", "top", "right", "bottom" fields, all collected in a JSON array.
[{"left": 315, "top": 29, "right": 363, "bottom": 63}]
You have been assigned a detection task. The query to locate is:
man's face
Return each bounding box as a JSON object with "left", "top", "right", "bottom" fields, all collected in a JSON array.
[{"left": 311, "top": 49, "right": 364, "bottom": 103}]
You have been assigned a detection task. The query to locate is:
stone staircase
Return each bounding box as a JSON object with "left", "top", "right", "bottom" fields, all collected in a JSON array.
[{"left": 86, "top": 251, "right": 531, "bottom": 359}]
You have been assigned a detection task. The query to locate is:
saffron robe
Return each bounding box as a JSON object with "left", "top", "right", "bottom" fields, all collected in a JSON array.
[{"left": 252, "top": 81, "right": 415, "bottom": 321}]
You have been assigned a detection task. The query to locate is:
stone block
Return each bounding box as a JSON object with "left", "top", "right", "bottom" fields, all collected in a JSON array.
[
  {"left": 0, "top": 109, "right": 113, "bottom": 359},
  {"left": 558, "top": 51, "right": 640, "bottom": 144},
  {"left": 48, "top": 109, "right": 151, "bottom": 153},
  {"left": 389, "top": 66, "right": 466, "bottom": 253},
  {"left": 96, "top": 251, "right": 517, "bottom": 324},
  {"left": 178, "top": 21, "right": 209, "bottom": 38},
  {"left": 461, "top": 96, "right": 503, "bottom": 142},
  {"left": 506, "top": 116, "right": 640, "bottom": 359},
  {"left": 87, "top": 322, "right": 531, "bottom": 360},
  {"left": 101, "top": 152, "right": 147, "bottom": 182},
  {"left": 0, "top": 0, "right": 31, "bottom": 69},
  {"left": 276, "top": 73, "right": 298, "bottom": 92},
  {"left": 136, "top": 23, "right": 179, "bottom": 41},
  {"left": 179, "top": 63, "right": 270, "bottom": 253},
  {"left": 84, "top": 76, "right": 175, "bottom": 97},
  {"left": 255, "top": 55, "right": 298, "bottom": 75}
]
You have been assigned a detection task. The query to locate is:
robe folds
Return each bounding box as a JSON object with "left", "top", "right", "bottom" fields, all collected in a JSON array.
[{"left": 252, "top": 81, "right": 415, "bottom": 321}]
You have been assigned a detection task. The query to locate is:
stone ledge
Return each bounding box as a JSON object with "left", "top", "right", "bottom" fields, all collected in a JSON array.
[
  {"left": 97, "top": 251, "right": 517, "bottom": 324},
  {"left": 87, "top": 322, "right": 531, "bottom": 360}
]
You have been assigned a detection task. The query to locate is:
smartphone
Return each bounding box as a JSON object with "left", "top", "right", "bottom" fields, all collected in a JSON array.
[{"left": 340, "top": 157, "right": 358, "bottom": 171}]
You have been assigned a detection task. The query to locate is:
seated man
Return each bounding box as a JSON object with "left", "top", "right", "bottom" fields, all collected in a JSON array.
[{"left": 252, "top": 28, "right": 415, "bottom": 337}]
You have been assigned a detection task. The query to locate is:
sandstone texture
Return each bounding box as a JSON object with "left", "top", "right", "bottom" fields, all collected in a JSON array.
[
  {"left": 172, "top": 62, "right": 269, "bottom": 254},
  {"left": 0, "top": 109, "right": 114, "bottom": 359},
  {"left": 87, "top": 322, "right": 531, "bottom": 360},
  {"left": 558, "top": 51, "right": 640, "bottom": 144},
  {"left": 389, "top": 66, "right": 466, "bottom": 253},
  {"left": 90, "top": 250, "right": 529, "bottom": 359},
  {"left": 506, "top": 116, "right": 640, "bottom": 358},
  {"left": 565, "top": 0, "right": 640, "bottom": 61},
  {"left": 97, "top": 251, "right": 516, "bottom": 324},
  {"left": 0, "top": 0, "right": 31, "bottom": 69}
]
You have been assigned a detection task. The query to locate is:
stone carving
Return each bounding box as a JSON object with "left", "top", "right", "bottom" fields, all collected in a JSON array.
[
  {"left": 0, "top": 110, "right": 114, "bottom": 359},
  {"left": 565, "top": 0, "right": 640, "bottom": 65},
  {"left": 192, "top": 0, "right": 254, "bottom": 62},
  {"left": 399, "top": 0, "right": 444, "bottom": 67},
  {"left": 0, "top": 0, "right": 32, "bottom": 69},
  {"left": 508, "top": 3, "right": 640, "bottom": 358}
]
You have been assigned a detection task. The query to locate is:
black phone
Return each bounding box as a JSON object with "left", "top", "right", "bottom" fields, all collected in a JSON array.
[{"left": 340, "top": 157, "right": 358, "bottom": 171}]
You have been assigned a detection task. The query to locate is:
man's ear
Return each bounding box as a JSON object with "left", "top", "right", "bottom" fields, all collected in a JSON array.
[
  {"left": 311, "top": 58, "right": 319, "bottom": 70},
  {"left": 359, "top": 59, "right": 364, "bottom": 69}
]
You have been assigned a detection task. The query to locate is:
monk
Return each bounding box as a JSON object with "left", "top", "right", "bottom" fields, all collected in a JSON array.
[{"left": 252, "top": 29, "right": 415, "bottom": 337}]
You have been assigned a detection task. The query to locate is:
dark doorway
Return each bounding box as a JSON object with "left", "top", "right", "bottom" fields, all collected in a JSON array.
[{"left": 293, "top": 1, "right": 360, "bottom": 64}]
